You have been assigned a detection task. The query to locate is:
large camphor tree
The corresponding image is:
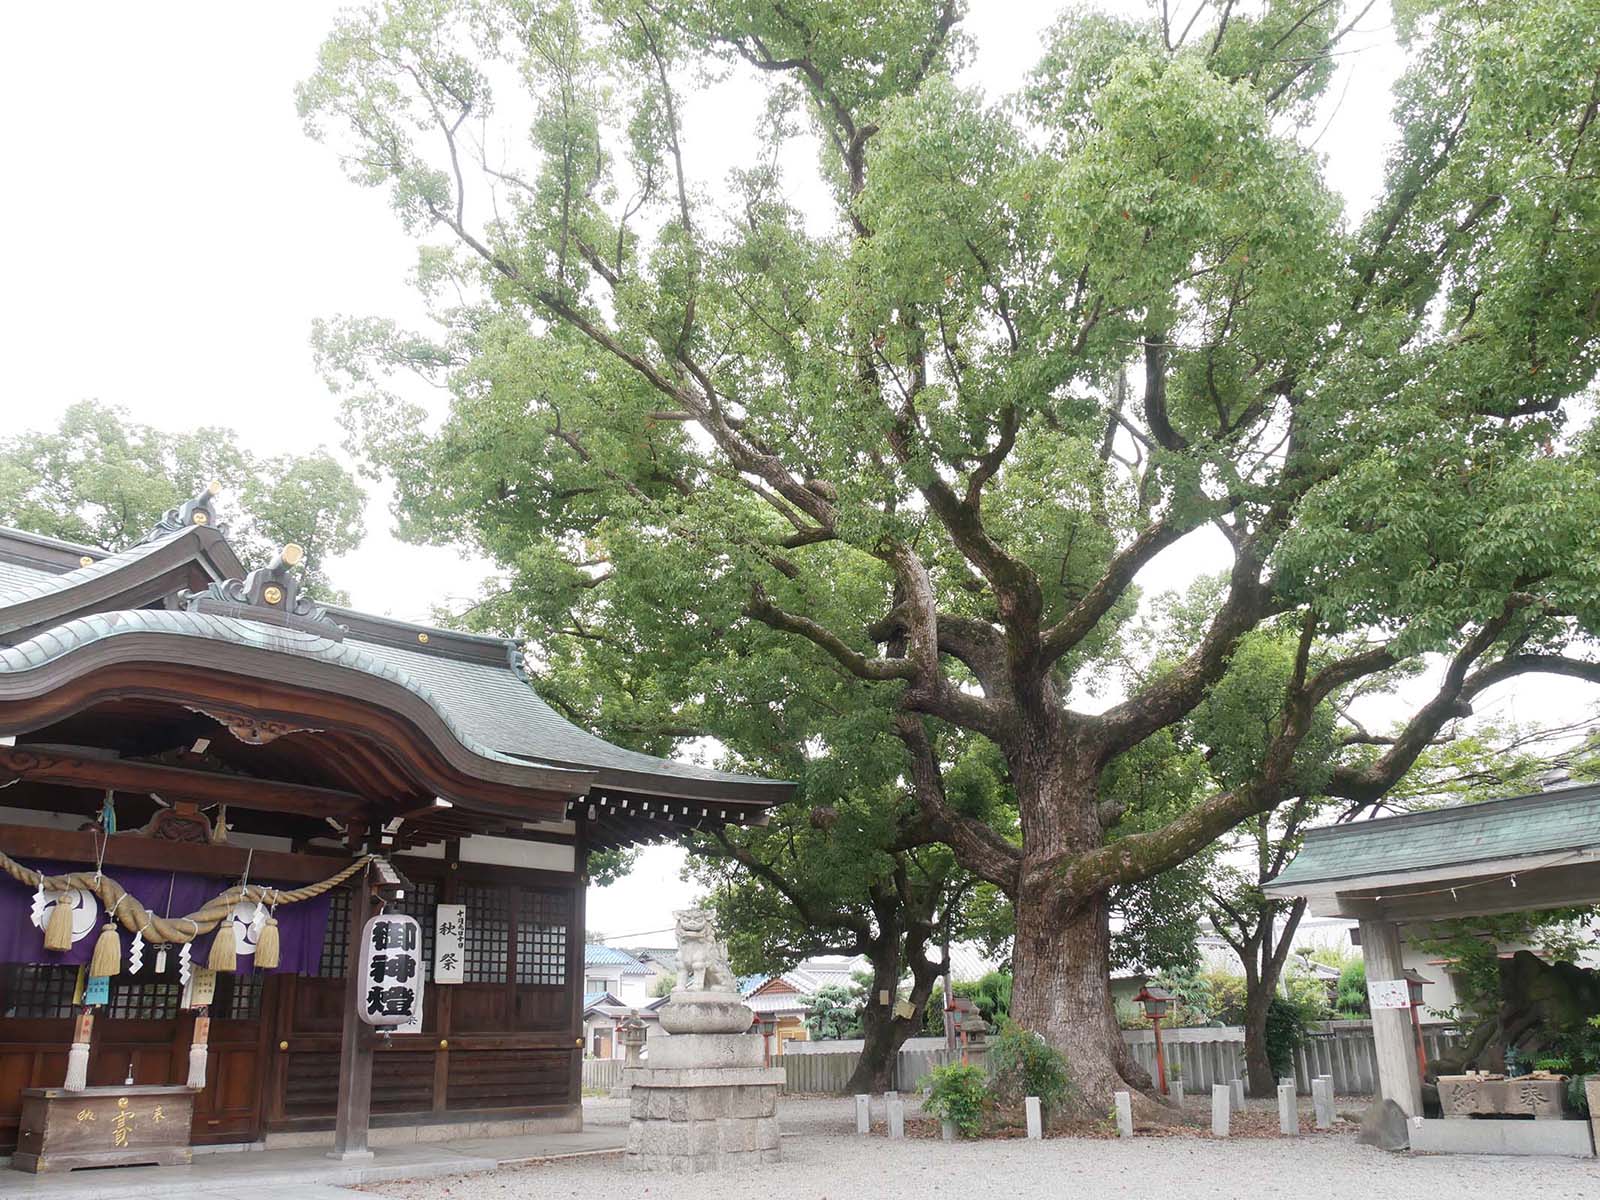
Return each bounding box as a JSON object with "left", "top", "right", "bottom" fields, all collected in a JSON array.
[{"left": 302, "top": 0, "right": 1600, "bottom": 1109}]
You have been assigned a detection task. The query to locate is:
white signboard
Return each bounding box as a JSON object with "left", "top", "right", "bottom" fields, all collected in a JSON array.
[
  {"left": 1367, "top": 978, "right": 1412, "bottom": 1010},
  {"left": 359, "top": 914, "right": 424, "bottom": 1026},
  {"left": 434, "top": 904, "right": 465, "bottom": 985}
]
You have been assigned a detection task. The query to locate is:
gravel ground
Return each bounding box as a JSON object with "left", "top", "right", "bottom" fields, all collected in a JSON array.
[{"left": 359, "top": 1097, "right": 1600, "bottom": 1200}]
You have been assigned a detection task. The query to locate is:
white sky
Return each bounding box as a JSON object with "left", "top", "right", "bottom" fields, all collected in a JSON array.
[{"left": 2, "top": 3, "right": 1594, "bottom": 940}]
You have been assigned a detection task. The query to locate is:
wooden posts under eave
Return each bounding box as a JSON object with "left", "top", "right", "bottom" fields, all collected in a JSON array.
[{"left": 329, "top": 862, "right": 377, "bottom": 1161}]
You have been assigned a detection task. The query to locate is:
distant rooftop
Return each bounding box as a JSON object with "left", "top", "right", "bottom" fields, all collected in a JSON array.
[{"left": 584, "top": 944, "right": 651, "bottom": 974}]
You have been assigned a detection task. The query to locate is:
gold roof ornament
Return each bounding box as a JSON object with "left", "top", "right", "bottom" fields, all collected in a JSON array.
[{"left": 180, "top": 538, "right": 343, "bottom": 638}]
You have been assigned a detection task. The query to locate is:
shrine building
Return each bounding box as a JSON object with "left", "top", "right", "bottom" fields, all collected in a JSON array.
[{"left": 0, "top": 486, "right": 790, "bottom": 1166}]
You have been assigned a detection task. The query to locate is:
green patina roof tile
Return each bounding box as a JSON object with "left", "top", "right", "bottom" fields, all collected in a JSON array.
[{"left": 1273, "top": 786, "right": 1600, "bottom": 890}]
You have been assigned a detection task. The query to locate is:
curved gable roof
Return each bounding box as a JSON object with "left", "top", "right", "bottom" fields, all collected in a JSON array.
[
  {"left": 0, "top": 520, "right": 791, "bottom": 822},
  {"left": 0, "top": 607, "right": 593, "bottom": 803}
]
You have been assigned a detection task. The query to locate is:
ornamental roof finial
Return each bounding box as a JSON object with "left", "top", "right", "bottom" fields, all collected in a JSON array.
[{"left": 136, "top": 480, "right": 224, "bottom": 545}]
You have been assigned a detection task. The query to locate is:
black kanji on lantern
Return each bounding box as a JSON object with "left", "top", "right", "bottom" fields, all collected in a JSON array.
[
  {"left": 365, "top": 985, "right": 416, "bottom": 1017},
  {"left": 369, "top": 952, "right": 417, "bottom": 984},
  {"left": 371, "top": 920, "right": 418, "bottom": 952}
]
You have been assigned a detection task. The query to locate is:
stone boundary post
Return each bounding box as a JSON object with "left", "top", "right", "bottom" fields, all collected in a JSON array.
[
  {"left": 1211, "top": 1085, "right": 1230, "bottom": 1137},
  {"left": 1114, "top": 1091, "right": 1133, "bottom": 1138},
  {"left": 855, "top": 1094, "right": 870, "bottom": 1135},
  {"left": 1277, "top": 1083, "right": 1297, "bottom": 1135},
  {"left": 1312, "top": 1077, "right": 1334, "bottom": 1129},
  {"left": 1025, "top": 1096, "right": 1042, "bottom": 1140}
]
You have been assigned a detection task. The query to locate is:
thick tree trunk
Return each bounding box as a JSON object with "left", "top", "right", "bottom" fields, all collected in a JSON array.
[
  {"left": 1241, "top": 900, "right": 1305, "bottom": 1097},
  {"left": 1006, "top": 728, "right": 1166, "bottom": 1120},
  {"left": 847, "top": 1003, "right": 907, "bottom": 1093},
  {"left": 1010, "top": 888, "right": 1159, "bottom": 1115}
]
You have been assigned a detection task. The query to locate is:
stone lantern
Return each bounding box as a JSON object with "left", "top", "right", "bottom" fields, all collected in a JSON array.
[{"left": 618, "top": 1009, "right": 648, "bottom": 1067}]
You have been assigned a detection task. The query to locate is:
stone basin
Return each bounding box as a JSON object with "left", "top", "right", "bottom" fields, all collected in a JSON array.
[{"left": 657, "top": 990, "right": 754, "bottom": 1035}]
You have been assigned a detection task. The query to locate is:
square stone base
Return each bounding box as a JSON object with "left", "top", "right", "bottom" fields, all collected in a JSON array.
[
  {"left": 1409, "top": 1117, "right": 1596, "bottom": 1158},
  {"left": 627, "top": 1071, "right": 782, "bottom": 1173}
]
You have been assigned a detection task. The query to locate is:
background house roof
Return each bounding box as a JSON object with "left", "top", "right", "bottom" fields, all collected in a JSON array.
[
  {"left": 630, "top": 947, "right": 678, "bottom": 972},
  {"left": 584, "top": 944, "right": 652, "bottom": 975},
  {"left": 584, "top": 994, "right": 669, "bottom": 1018},
  {"left": 747, "top": 992, "right": 808, "bottom": 1015}
]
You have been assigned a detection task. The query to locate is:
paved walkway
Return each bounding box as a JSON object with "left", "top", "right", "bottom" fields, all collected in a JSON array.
[{"left": 0, "top": 1126, "right": 625, "bottom": 1200}]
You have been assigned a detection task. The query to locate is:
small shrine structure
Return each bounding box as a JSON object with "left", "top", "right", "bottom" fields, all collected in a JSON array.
[{"left": 1267, "top": 786, "right": 1600, "bottom": 1157}]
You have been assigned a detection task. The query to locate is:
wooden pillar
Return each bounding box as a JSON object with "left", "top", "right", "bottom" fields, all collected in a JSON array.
[
  {"left": 1358, "top": 917, "right": 1422, "bottom": 1116},
  {"left": 568, "top": 814, "right": 587, "bottom": 1119},
  {"left": 330, "top": 864, "right": 376, "bottom": 1160}
]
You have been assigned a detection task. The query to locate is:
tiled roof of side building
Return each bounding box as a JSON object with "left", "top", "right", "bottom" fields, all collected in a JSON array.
[
  {"left": 747, "top": 992, "right": 808, "bottom": 1015},
  {"left": 1271, "top": 785, "right": 1600, "bottom": 891},
  {"left": 0, "top": 560, "right": 47, "bottom": 593}
]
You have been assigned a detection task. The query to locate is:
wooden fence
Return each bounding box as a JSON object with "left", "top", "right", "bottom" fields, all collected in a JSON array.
[{"left": 582, "top": 1058, "right": 625, "bottom": 1091}]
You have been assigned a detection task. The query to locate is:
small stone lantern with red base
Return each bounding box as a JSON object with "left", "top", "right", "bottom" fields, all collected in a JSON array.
[{"left": 1135, "top": 984, "right": 1175, "bottom": 1096}]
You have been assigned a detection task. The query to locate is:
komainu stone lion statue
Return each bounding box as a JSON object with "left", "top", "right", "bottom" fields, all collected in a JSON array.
[{"left": 674, "top": 908, "right": 738, "bottom": 992}]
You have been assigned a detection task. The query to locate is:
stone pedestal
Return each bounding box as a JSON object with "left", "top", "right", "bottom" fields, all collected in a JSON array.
[
  {"left": 1437, "top": 1075, "right": 1569, "bottom": 1119},
  {"left": 625, "top": 992, "right": 783, "bottom": 1174}
]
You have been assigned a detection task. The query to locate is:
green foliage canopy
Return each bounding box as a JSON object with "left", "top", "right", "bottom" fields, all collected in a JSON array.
[
  {"left": 300, "top": 0, "right": 1600, "bottom": 1089},
  {"left": 0, "top": 400, "right": 366, "bottom": 601}
]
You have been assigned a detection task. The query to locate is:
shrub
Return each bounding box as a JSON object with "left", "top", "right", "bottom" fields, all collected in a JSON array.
[
  {"left": 924, "top": 1063, "right": 990, "bottom": 1137},
  {"left": 1263, "top": 995, "right": 1316, "bottom": 1079},
  {"left": 799, "top": 983, "right": 862, "bottom": 1039},
  {"left": 987, "top": 1022, "right": 1075, "bottom": 1119},
  {"left": 1334, "top": 960, "right": 1369, "bottom": 1017},
  {"left": 1195, "top": 970, "right": 1248, "bottom": 1024}
]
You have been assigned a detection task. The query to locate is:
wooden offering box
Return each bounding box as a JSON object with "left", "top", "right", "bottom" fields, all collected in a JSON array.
[{"left": 12, "top": 1085, "right": 197, "bottom": 1173}]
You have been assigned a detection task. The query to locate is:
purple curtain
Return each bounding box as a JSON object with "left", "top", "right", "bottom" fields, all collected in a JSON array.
[{"left": 0, "top": 857, "right": 332, "bottom": 976}]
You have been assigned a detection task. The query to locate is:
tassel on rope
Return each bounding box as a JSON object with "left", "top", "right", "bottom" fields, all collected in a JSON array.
[
  {"left": 186, "top": 1015, "right": 210, "bottom": 1089},
  {"left": 255, "top": 890, "right": 280, "bottom": 970},
  {"left": 89, "top": 921, "right": 121, "bottom": 977},
  {"left": 88, "top": 896, "right": 125, "bottom": 977},
  {"left": 64, "top": 1009, "right": 93, "bottom": 1092},
  {"left": 206, "top": 919, "right": 236, "bottom": 972},
  {"left": 43, "top": 890, "right": 75, "bottom": 951}
]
